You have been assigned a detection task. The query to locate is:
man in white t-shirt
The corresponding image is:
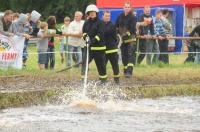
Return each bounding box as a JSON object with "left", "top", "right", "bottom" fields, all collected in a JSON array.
[{"left": 67, "top": 11, "right": 85, "bottom": 67}]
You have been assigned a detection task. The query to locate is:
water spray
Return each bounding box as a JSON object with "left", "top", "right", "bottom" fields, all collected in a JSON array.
[
  {"left": 83, "top": 36, "right": 90, "bottom": 97},
  {"left": 69, "top": 36, "right": 96, "bottom": 108}
]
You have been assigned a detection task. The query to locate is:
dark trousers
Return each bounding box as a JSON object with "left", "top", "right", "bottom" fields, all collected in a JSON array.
[
  {"left": 81, "top": 47, "right": 84, "bottom": 60},
  {"left": 45, "top": 45, "right": 55, "bottom": 69},
  {"left": 137, "top": 39, "right": 147, "bottom": 64},
  {"left": 158, "top": 39, "right": 169, "bottom": 64},
  {"left": 184, "top": 45, "right": 196, "bottom": 63},
  {"left": 23, "top": 39, "right": 29, "bottom": 61},
  {"left": 81, "top": 47, "right": 107, "bottom": 82},
  {"left": 105, "top": 52, "right": 119, "bottom": 81},
  {"left": 120, "top": 42, "right": 136, "bottom": 75}
]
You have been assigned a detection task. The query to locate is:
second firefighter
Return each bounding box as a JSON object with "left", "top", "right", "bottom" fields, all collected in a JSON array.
[
  {"left": 115, "top": 1, "right": 137, "bottom": 78},
  {"left": 102, "top": 10, "right": 120, "bottom": 84}
]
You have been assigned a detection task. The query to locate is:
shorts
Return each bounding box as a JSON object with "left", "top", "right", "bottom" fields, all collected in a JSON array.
[
  {"left": 38, "top": 52, "right": 47, "bottom": 64},
  {"left": 59, "top": 43, "right": 67, "bottom": 53}
]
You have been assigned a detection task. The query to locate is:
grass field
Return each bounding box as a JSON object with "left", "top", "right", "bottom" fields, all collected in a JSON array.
[{"left": 0, "top": 37, "right": 199, "bottom": 76}]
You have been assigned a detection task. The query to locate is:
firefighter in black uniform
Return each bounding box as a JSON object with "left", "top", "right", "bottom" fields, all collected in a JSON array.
[
  {"left": 102, "top": 10, "right": 120, "bottom": 84},
  {"left": 82, "top": 4, "right": 107, "bottom": 84},
  {"left": 115, "top": 1, "right": 137, "bottom": 78}
]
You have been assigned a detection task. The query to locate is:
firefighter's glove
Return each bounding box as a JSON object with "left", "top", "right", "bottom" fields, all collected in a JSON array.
[
  {"left": 83, "top": 33, "right": 88, "bottom": 41},
  {"left": 87, "top": 39, "right": 95, "bottom": 45},
  {"left": 122, "top": 31, "right": 131, "bottom": 40}
]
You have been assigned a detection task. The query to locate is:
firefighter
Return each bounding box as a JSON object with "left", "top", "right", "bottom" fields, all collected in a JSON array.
[
  {"left": 115, "top": 1, "right": 137, "bottom": 78},
  {"left": 102, "top": 10, "right": 120, "bottom": 84},
  {"left": 82, "top": 4, "right": 107, "bottom": 84}
]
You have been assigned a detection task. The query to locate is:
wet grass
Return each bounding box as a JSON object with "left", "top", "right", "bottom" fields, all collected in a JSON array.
[
  {"left": 127, "top": 85, "right": 200, "bottom": 98},
  {"left": 0, "top": 85, "right": 200, "bottom": 109},
  {"left": 0, "top": 89, "right": 63, "bottom": 109}
]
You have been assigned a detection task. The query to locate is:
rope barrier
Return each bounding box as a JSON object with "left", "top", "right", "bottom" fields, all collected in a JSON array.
[
  {"left": 29, "top": 34, "right": 200, "bottom": 40},
  {"left": 24, "top": 51, "right": 200, "bottom": 55},
  {"left": 29, "top": 33, "right": 82, "bottom": 38},
  {"left": 137, "top": 36, "right": 200, "bottom": 40},
  {"left": 27, "top": 51, "right": 83, "bottom": 54},
  {"left": 127, "top": 51, "right": 197, "bottom": 54}
]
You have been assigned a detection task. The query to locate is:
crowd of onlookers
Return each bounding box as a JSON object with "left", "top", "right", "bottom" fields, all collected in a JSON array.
[{"left": 0, "top": 10, "right": 86, "bottom": 70}]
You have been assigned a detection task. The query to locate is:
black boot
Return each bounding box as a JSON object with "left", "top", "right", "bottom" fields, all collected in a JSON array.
[
  {"left": 124, "top": 68, "right": 127, "bottom": 76},
  {"left": 100, "top": 78, "right": 108, "bottom": 85},
  {"left": 114, "top": 77, "right": 120, "bottom": 84},
  {"left": 125, "top": 66, "right": 133, "bottom": 78}
]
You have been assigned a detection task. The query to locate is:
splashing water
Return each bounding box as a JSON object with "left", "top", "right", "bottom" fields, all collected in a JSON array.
[
  {"left": 71, "top": 37, "right": 97, "bottom": 108},
  {"left": 83, "top": 38, "right": 90, "bottom": 97},
  {"left": 1, "top": 96, "right": 200, "bottom": 131}
]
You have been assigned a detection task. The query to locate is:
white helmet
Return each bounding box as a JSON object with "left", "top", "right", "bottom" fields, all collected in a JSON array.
[{"left": 85, "top": 4, "right": 99, "bottom": 14}]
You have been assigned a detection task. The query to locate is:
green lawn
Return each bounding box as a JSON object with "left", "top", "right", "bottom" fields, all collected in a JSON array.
[{"left": 0, "top": 37, "right": 199, "bottom": 75}]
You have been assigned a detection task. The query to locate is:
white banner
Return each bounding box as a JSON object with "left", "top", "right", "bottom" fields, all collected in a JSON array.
[{"left": 0, "top": 35, "right": 25, "bottom": 69}]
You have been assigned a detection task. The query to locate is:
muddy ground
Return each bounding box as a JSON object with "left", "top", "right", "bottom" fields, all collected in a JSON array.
[{"left": 0, "top": 71, "right": 199, "bottom": 93}]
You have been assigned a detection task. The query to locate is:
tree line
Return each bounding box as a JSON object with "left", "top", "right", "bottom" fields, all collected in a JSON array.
[{"left": 0, "top": 0, "right": 96, "bottom": 23}]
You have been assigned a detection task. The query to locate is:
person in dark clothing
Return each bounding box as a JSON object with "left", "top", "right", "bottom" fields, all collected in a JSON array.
[
  {"left": 137, "top": 6, "right": 154, "bottom": 64},
  {"left": 115, "top": 1, "right": 137, "bottom": 78},
  {"left": 22, "top": 13, "right": 33, "bottom": 68},
  {"left": 45, "top": 16, "right": 63, "bottom": 69},
  {"left": 82, "top": 4, "right": 107, "bottom": 84},
  {"left": 30, "top": 10, "right": 41, "bottom": 37},
  {"left": 102, "top": 10, "right": 120, "bottom": 84},
  {"left": 184, "top": 25, "right": 200, "bottom": 63},
  {"left": 184, "top": 44, "right": 196, "bottom": 63},
  {"left": 159, "top": 8, "right": 172, "bottom": 64}
]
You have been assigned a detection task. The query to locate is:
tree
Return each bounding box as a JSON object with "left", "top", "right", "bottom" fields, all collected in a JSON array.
[{"left": 0, "top": 0, "right": 96, "bottom": 22}]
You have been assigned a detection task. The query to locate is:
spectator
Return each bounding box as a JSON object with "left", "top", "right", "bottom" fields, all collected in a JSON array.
[
  {"left": 22, "top": 13, "right": 33, "bottom": 68},
  {"left": 137, "top": 6, "right": 154, "bottom": 64},
  {"left": 12, "top": 13, "right": 30, "bottom": 39},
  {"left": 146, "top": 10, "right": 165, "bottom": 64},
  {"left": 45, "top": 16, "right": 64, "bottom": 70},
  {"left": 185, "top": 25, "right": 200, "bottom": 64},
  {"left": 183, "top": 28, "right": 195, "bottom": 63},
  {"left": 37, "top": 22, "right": 50, "bottom": 70},
  {"left": 0, "top": 10, "right": 14, "bottom": 37},
  {"left": 30, "top": 10, "right": 41, "bottom": 37},
  {"left": 59, "top": 17, "right": 70, "bottom": 65},
  {"left": 131, "top": 8, "right": 137, "bottom": 17},
  {"left": 159, "top": 8, "right": 172, "bottom": 64},
  {"left": 13, "top": 12, "right": 19, "bottom": 21},
  {"left": 67, "top": 11, "right": 85, "bottom": 68}
]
